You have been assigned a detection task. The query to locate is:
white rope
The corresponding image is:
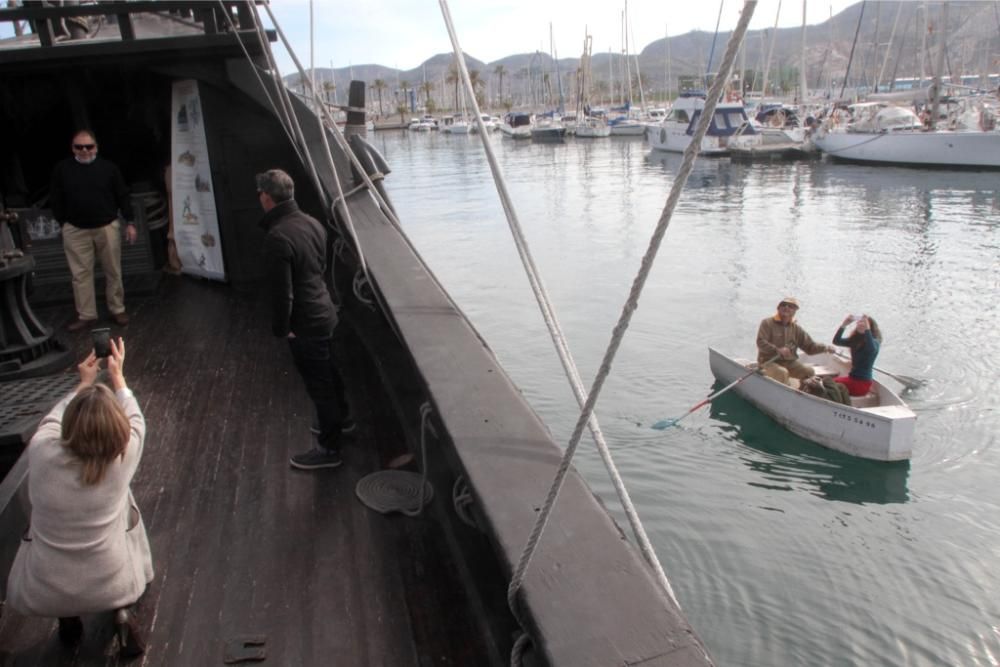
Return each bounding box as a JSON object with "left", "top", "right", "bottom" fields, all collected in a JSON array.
[
  {"left": 443, "top": 0, "right": 756, "bottom": 634},
  {"left": 435, "top": 0, "right": 682, "bottom": 606},
  {"left": 439, "top": 2, "right": 756, "bottom": 624}
]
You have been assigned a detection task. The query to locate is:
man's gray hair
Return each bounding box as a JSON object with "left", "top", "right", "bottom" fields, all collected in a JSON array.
[{"left": 255, "top": 169, "right": 295, "bottom": 202}]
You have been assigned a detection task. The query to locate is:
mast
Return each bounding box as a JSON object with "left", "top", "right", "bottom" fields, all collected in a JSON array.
[
  {"left": 738, "top": 24, "right": 746, "bottom": 98},
  {"left": 706, "top": 0, "right": 725, "bottom": 81},
  {"left": 628, "top": 6, "right": 646, "bottom": 112},
  {"left": 761, "top": 0, "right": 781, "bottom": 100},
  {"left": 875, "top": 1, "right": 903, "bottom": 93},
  {"left": 622, "top": 8, "right": 631, "bottom": 106},
  {"left": 799, "top": 0, "right": 808, "bottom": 103},
  {"left": 838, "top": 0, "right": 866, "bottom": 100},
  {"left": 551, "top": 23, "right": 564, "bottom": 113},
  {"left": 309, "top": 0, "right": 315, "bottom": 106},
  {"left": 929, "top": 1, "right": 948, "bottom": 129},
  {"left": 920, "top": 0, "right": 928, "bottom": 84},
  {"left": 665, "top": 24, "right": 672, "bottom": 103}
]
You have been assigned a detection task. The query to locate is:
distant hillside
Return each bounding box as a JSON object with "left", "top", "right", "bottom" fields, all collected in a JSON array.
[{"left": 286, "top": 1, "right": 997, "bottom": 113}]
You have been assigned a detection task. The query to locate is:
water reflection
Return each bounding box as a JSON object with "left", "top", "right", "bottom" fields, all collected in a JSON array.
[{"left": 707, "top": 390, "right": 910, "bottom": 505}]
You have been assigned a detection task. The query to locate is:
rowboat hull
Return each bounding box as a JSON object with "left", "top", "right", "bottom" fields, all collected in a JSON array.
[{"left": 708, "top": 348, "right": 916, "bottom": 461}]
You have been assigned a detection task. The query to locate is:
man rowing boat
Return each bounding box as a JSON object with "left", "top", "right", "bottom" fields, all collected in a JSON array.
[{"left": 755, "top": 296, "right": 835, "bottom": 386}]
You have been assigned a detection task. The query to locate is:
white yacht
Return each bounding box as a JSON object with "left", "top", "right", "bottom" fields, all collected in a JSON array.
[{"left": 645, "top": 92, "right": 752, "bottom": 155}]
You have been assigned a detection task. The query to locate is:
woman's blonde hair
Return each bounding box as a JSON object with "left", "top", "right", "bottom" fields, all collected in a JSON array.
[{"left": 61, "top": 384, "right": 130, "bottom": 486}]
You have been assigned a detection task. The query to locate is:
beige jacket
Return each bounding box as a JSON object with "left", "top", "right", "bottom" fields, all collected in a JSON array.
[
  {"left": 6, "top": 387, "right": 153, "bottom": 616},
  {"left": 756, "top": 315, "right": 826, "bottom": 365}
]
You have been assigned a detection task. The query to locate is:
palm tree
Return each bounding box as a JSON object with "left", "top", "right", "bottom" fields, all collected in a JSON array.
[
  {"left": 399, "top": 79, "right": 412, "bottom": 112},
  {"left": 445, "top": 64, "right": 460, "bottom": 112},
  {"left": 371, "top": 79, "right": 388, "bottom": 117},
  {"left": 493, "top": 64, "right": 507, "bottom": 106},
  {"left": 468, "top": 69, "right": 486, "bottom": 109},
  {"left": 419, "top": 80, "right": 434, "bottom": 110}
]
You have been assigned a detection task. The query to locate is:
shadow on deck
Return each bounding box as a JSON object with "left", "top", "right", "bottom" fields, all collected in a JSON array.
[{"left": 0, "top": 275, "right": 492, "bottom": 665}]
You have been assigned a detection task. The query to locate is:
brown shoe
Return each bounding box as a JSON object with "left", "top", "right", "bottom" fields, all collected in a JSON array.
[
  {"left": 67, "top": 317, "right": 98, "bottom": 333},
  {"left": 111, "top": 312, "right": 130, "bottom": 327}
]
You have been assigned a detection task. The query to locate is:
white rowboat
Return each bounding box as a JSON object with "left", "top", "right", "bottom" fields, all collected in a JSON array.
[{"left": 708, "top": 347, "right": 916, "bottom": 461}]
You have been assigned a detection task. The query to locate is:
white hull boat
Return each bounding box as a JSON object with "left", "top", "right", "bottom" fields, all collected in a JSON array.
[
  {"left": 645, "top": 93, "right": 753, "bottom": 155},
  {"left": 499, "top": 111, "right": 533, "bottom": 139},
  {"left": 575, "top": 117, "right": 610, "bottom": 138},
  {"left": 609, "top": 119, "right": 646, "bottom": 136},
  {"left": 813, "top": 129, "right": 1000, "bottom": 168},
  {"left": 708, "top": 347, "right": 916, "bottom": 461},
  {"left": 813, "top": 102, "right": 1000, "bottom": 168}
]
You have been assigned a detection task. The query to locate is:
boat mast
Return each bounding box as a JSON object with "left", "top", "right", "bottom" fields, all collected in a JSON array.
[
  {"left": 706, "top": 0, "right": 725, "bottom": 83},
  {"left": 920, "top": 0, "right": 928, "bottom": 85},
  {"left": 665, "top": 24, "right": 672, "bottom": 103},
  {"left": 628, "top": 5, "right": 646, "bottom": 113},
  {"left": 929, "top": 2, "right": 948, "bottom": 129},
  {"left": 875, "top": 1, "right": 903, "bottom": 92},
  {"left": 838, "top": 0, "right": 866, "bottom": 100},
  {"left": 551, "top": 23, "right": 564, "bottom": 113},
  {"left": 622, "top": 7, "right": 631, "bottom": 107},
  {"left": 761, "top": 0, "right": 781, "bottom": 100},
  {"left": 799, "top": 0, "right": 808, "bottom": 103}
]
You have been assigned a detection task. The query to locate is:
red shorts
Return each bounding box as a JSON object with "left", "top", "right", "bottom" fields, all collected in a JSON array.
[{"left": 834, "top": 376, "right": 873, "bottom": 397}]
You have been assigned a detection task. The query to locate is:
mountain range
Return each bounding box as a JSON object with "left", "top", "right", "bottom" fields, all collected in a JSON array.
[{"left": 286, "top": 1, "right": 997, "bottom": 110}]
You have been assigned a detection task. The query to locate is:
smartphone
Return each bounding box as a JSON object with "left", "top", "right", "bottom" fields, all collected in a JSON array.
[{"left": 91, "top": 328, "right": 111, "bottom": 358}]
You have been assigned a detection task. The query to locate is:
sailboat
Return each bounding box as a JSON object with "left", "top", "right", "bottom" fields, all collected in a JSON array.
[
  {"left": 812, "top": 3, "right": 1000, "bottom": 168},
  {"left": 531, "top": 24, "right": 567, "bottom": 142},
  {"left": 575, "top": 31, "right": 610, "bottom": 138}
]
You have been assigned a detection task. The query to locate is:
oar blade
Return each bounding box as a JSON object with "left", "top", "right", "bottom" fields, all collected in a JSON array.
[
  {"left": 895, "top": 374, "right": 926, "bottom": 391},
  {"left": 650, "top": 418, "right": 679, "bottom": 430}
]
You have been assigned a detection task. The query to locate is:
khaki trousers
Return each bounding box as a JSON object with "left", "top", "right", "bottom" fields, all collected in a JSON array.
[{"left": 61, "top": 221, "right": 125, "bottom": 320}]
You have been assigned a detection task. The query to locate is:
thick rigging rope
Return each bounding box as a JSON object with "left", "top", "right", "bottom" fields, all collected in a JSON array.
[
  {"left": 450, "top": 0, "right": 757, "bottom": 644},
  {"left": 436, "top": 0, "right": 680, "bottom": 608}
]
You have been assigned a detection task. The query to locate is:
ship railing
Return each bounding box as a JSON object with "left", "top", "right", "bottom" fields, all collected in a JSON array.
[{"left": 0, "top": 1, "right": 260, "bottom": 49}]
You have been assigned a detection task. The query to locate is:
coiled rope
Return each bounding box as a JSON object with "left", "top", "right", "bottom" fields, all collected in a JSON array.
[{"left": 438, "top": 0, "right": 758, "bottom": 659}]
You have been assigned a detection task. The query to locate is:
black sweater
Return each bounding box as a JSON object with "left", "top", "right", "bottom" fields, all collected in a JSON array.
[
  {"left": 50, "top": 157, "right": 132, "bottom": 229},
  {"left": 258, "top": 199, "right": 338, "bottom": 338}
]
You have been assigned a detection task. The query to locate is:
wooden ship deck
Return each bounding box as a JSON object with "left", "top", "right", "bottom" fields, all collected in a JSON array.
[{"left": 0, "top": 278, "right": 493, "bottom": 665}]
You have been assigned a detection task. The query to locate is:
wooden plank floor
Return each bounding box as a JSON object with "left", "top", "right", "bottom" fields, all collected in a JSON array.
[{"left": 0, "top": 275, "right": 492, "bottom": 665}]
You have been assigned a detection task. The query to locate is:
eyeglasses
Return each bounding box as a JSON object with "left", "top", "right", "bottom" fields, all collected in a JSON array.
[
  {"left": 73, "top": 144, "right": 96, "bottom": 151},
  {"left": 778, "top": 303, "right": 798, "bottom": 310}
]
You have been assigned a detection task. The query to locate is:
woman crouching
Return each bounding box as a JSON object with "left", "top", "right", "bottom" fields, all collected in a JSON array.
[{"left": 5, "top": 338, "right": 152, "bottom": 655}]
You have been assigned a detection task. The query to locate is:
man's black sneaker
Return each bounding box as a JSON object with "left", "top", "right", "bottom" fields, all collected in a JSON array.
[{"left": 289, "top": 446, "right": 343, "bottom": 470}]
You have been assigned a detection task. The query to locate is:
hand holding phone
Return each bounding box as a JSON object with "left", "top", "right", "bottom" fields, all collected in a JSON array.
[{"left": 91, "top": 328, "right": 111, "bottom": 358}]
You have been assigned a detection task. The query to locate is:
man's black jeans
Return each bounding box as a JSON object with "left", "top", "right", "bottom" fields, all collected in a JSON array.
[{"left": 287, "top": 334, "right": 349, "bottom": 451}]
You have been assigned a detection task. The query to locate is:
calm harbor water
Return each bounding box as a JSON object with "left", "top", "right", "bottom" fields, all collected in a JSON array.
[{"left": 371, "top": 129, "right": 1000, "bottom": 666}]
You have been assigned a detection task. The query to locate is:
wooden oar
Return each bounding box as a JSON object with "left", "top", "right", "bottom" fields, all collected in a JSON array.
[
  {"left": 651, "top": 354, "right": 781, "bottom": 430},
  {"left": 832, "top": 351, "right": 925, "bottom": 391}
]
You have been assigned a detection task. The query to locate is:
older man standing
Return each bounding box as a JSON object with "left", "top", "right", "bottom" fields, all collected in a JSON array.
[
  {"left": 756, "top": 296, "right": 836, "bottom": 385},
  {"left": 50, "top": 129, "right": 137, "bottom": 331},
  {"left": 256, "top": 169, "right": 352, "bottom": 470}
]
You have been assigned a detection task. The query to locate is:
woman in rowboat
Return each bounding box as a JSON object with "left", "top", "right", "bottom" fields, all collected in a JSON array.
[{"left": 831, "top": 314, "right": 882, "bottom": 396}]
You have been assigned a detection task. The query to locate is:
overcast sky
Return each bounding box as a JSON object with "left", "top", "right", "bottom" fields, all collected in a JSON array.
[{"left": 265, "top": 0, "right": 859, "bottom": 74}]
